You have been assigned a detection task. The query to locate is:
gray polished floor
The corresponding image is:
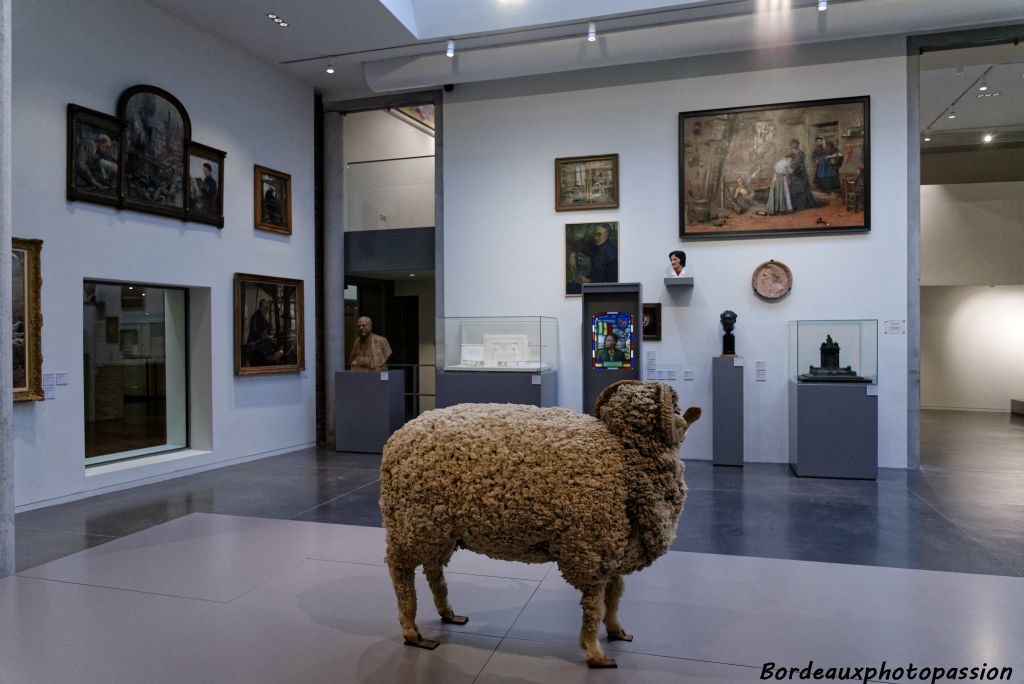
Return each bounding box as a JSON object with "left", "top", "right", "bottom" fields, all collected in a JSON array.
[
  {"left": 4, "top": 410, "right": 1023, "bottom": 682},
  {"left": 4, "top": 514, "right": 1022, "bottom": 683}
]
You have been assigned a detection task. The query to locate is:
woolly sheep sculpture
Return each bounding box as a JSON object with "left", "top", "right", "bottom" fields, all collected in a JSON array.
[{"left": 379, "top": 380, "right": 701, "bottom": 668}]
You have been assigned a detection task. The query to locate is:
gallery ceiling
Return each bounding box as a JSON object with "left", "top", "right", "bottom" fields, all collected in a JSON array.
[{"left": 139, "top": 0, "right": 1022, "bottom": 145}]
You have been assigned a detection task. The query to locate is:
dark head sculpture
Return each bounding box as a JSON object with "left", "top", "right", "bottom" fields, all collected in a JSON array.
[{"left": 720, "top": 310, "right": 737, "bottom": 334}]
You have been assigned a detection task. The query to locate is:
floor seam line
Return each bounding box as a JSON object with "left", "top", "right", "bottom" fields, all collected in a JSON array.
[
  {"left": 11, "top": 575, "right": 234, "bottom": 604},
  {"left": 226, "top": 556, "right": 315, "bottom": 604},
  {"left": 287, "top": 478, "right": 380, "bottom": 521},
  {"left": 908, "top": 488, "right": 1023, "bottom": 577}
]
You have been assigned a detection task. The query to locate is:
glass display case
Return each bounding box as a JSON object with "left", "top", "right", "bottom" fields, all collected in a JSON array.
[
  {"left": 439, "top": 316, "right": 558, "bottom": 372},
  {"left": 789, "top": 319, "right": 877, "bottom": 384}
]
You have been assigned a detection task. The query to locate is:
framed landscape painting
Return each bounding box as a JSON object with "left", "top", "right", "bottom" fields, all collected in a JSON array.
[
  {"left": 679, "top": 96, "right": 869, "bottom": 239},
  {"left": 12, "top": 238, "right": 43, "bottom": 402},
  {"left": 234, "top": 273, "right": 304, "bottom": 375},
  {"left": 555, "top": 154, "right": 619, "bottom": 212}
]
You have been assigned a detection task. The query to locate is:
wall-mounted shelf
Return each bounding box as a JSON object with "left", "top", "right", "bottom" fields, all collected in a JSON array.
[{"left": 664, "top": 277, "right": 694, "bottom": 288}]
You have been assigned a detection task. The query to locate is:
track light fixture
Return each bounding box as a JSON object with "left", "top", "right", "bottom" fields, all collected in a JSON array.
[
  {"left": 446, "top": 39, "right": 455, "bottom": 58},
  {"left": 325, "top": 64, "right": 335, "bottom": 74},
  {"left": 947, "top": 109, "right": 956, "bottom": 119},
  {"left": 587, "top": 22, "right": 597, "bottom": 42}
]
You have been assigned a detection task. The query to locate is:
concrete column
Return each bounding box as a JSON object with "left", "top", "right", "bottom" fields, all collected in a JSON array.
[
  {"left": 0, "top": 0, "right": 16, "bottom": 577},
  {"left": 323, "top": 112, "right": 344, "bottom": 445}
]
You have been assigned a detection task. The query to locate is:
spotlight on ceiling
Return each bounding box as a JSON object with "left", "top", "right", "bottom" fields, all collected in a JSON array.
[
  {"left": 979, "top": 76, "right": 988, "bottom": 91},
  {"left": 947, "top": 109, "right": 957, "bottom": 119},
  {"left": 587, "top": 22, "right": 597, "bottom": 42},
  {"left": 983, "top": 134, "right": 993, "bottom": 143},
  {"left": 325, "top": 64, "right": 335, "bottom": 74},
  {"left": 279, "top": 22, "right": 288, "bottom": 27},
  {"left": 818, "top": 0, "right": 827, "bottom": 11},
  {"left": 923, "top": 136, "right": 931, "bottom": 142},
  {"left": 446, "top": 39, "right": 455, "bottom": 58},
  {"left": 266, "top": 13, "right": 277, "bottom": 19}
]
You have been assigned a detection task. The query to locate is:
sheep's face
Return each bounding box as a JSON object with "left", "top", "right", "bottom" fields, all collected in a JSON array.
[{"left": 595, "top": 380, "right": 701, "bottom": 452}]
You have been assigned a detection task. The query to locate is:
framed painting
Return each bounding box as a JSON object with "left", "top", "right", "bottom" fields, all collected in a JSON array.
[
  {"left": 254, "top": 165, "right": 292, "bottom": 235},
  {"left": 234, "top": 273, "right": 304, "bottom": 375},
  {"left": 679, "top": 96, "right": 869, "bottom": 239},
  {"left": 555, "top": 154, "right": 619, "bottom": 212},
  {"left": 186, "top": 142, "right": 226, "bottom": 228},
  {"left": 565, "top": 221, "right": 618, "bottom": 296},
  {"left": 118, "top": 85, "right": 191, "bottom": 219},
  {"left": 12, "top": 238, "right": 43, "bottom": 402},
  {"left": 642, "top": 303, "right": 662, "bottom": 341},
  {"left": 66, "top": 104, "right": 123, "bottom": 207}
]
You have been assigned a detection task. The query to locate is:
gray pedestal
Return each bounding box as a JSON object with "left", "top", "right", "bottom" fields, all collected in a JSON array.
[
  {"left": 1011, "top": 398, "right": 1023, "bottom": 416},
  {"left": 789, "top": 380, "right": 878, "bottom": 479},
  {"left": 712, "top": 357, "right": 743, "bottom": 467},
  {"left": 335, "top": 370, "right": 405, "bottom": 453},
  {"left": 436, "top": 371, "right": 556, "bottom": 408}
]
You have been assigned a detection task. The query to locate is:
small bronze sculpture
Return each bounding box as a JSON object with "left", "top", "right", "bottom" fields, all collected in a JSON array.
[
  {"left": 720, "top": 310, "right": 737, "bottom": 357},
  {"left": 799, "top": 334, "right": 869, "bottom": 383}
]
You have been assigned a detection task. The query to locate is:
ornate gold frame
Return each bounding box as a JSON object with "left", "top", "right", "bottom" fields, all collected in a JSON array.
[{"left": 13, "top": 238, "right": 43, "bottom": 401}]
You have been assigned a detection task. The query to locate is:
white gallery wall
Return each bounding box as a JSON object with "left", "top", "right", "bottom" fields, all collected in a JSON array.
[
  {"left": 11, "top": 0, "right": 315, "bottom": 507},
  {"left": 921, "top": 286, "right": 1024, "bottom": 411},
  {"left": 444, "top": 52, "right": 910, "bottom": 467},
  {"left": 919, "top": 181, "right": 1024, "bottom": 411}
]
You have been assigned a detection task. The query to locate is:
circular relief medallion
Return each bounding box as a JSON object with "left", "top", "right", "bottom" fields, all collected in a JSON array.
[{"left": 752, "top": 260, "right": 793, "bottom": 300}]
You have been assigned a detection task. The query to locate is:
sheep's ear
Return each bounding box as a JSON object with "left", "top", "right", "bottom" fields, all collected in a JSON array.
[
  {"left": 669, "top": 406, "right": 702, "bottom": 443},
  {"left": 683, "top": 406, "right": 702, "bottom": 425},
  {"left": 594, "top": 379, "right": 642, "bottom": 417}
]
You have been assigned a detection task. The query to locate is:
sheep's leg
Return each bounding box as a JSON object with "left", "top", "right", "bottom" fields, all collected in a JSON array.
[
  {"left": 423, "top": 561, "right": 468, "bottom": 625},
  {"left": 388, "top": 561, "right": 438, "bottom": 650},
  {"left": 603, "top": 575, "right": 633, "bottom": 642},
  {"left": 579, "top": 584, "right": 616, "bottom": 668}
]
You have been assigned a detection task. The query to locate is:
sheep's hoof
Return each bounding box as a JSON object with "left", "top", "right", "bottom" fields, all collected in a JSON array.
[
  {"left": 404, "top": 638, "right": 440, "bottom": 650},
  {"left": 587, "top": 658, "right": 618, "bottom": 669},
  {"left": 441, "top": 615, "right": 469, "bottom": 625},
  {"left": 607, "top": 631, "right": 633, "bottom": 642}
]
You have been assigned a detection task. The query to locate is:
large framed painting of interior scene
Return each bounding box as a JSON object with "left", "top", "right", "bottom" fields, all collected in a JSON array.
[
  {"left": 679, "top": 96, "right": 869, "bottom": 239},
  {"left": 234, "top": 273, "right": 304, "bottom": 375},
  {"left": 13, "top": 238, "right": 43, "bottom": 402}
]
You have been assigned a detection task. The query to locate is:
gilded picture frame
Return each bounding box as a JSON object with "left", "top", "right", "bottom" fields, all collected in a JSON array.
[
  {"left": 254, "top": 165, "right": 292, "bottom": 235},
  {"left": 234, "top": 273, "right": 304, "bottom": 375},
  {"left": 13, "top": 238, "right": 43, "bottom": 402}
]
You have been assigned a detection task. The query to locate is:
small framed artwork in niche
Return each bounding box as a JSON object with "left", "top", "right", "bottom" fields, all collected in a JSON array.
[
  {"left": 679, "top": 96, "right": 869, "bottom": 239},
  {"left": 555, "top": 154, "right": 619, "bottom": 212},
  {"left": 118, "top": 85, "right": 191, "bottom": 219},
  {"left": 642, "top": 303, "right": 662, "bottom": 341},
  {"left": 66, "top": 105, "right": 123, "bottom": 207},
  {"left": 234, "top": 273, "right": 304, "bottom": 375},
  {"left": 591, "top": 311, "right": 634, "bottom": 370},
  {"left": 254, "top": 165, "right": 292, "bottom": 235},
  {"left": 187, "top": 143, "right": 226, "bottom": 228},
  {"left": 12, "top": 238, "right": 43, "bottom": 402}
]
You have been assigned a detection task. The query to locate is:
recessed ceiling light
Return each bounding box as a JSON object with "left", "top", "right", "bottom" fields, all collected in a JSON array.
[
  {"left": 279, "top": 22, "right": 288, "bottom": 27},
  {"left": 446, "top": 40, "right": 455, "bottom": 58},
  {"left": 923, "top": 136, "right": 931, "bottom": 142},
  {"left": 266, "top": 13, "right": 277, "bottom": 19},
  {"left": 325, "top": 64, "right": 335, "bottom": 74},
  {"left": 818, "top": 0, "right": 827, "bottom": 10},
  {"left": 587, "top": 22, "right": 596, "bottom": 42},
  {"left": 983, "top": 134, "right": 993, "bottom": 143},
  {"left": 409, "top": 273, "right": 416, "bottom": 277},
  {"left": 273, "top": 17, "right": 282, "bottom": 22}
]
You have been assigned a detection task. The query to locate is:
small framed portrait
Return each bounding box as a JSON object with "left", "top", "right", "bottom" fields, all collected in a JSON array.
[
  {"left": 565, "top": 221, "right": 619, "bottom": 296},
  {"left": 186, "top": 142, "right": 226, "bottom": 228},
  {"left": 555, "top": 154, "right": 619, "bottom": 212},
  {"left": 67, "top": 104, "right": 123, "bottom": 207},
  {"left": 234, "top": 273, "right": 304, "bottom": 375},
  {"left": 12, "top": 238, "right": 43, "bottom": 402},
  {"left": 642, "top": 303, "right": 662, "bottom": 341},
  {"left": 254, "top": 165, "right": 292, "bottom": 235}
]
